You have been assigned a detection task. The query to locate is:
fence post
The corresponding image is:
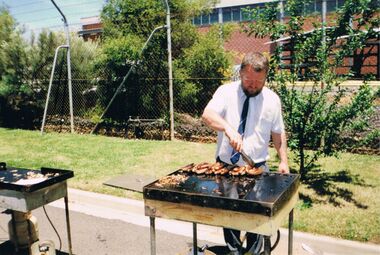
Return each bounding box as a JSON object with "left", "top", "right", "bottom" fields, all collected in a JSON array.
[
  {"left": 278, "top": 0, "right": 284, "bottom": 65},
  {"left": 164, "top": 0, "right": 175, "bottom": 141},
  {"left": 377, "top": 32, "right": 380, "bottom": 80},
  {"left": 321, "top": 0, "right": 327, "bottom": 89},
  {"left": 42, "top": 0, "right": 74, "bottom": 134}
]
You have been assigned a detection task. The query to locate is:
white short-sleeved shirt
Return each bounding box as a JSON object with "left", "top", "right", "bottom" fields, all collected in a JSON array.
[{"left": 205, "top": 81, "right": 285, "bottom": 165}]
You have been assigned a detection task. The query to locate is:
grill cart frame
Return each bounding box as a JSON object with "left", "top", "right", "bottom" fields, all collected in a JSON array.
[{"left": 144, "top": 169, "right": 300, "bottom": 255}]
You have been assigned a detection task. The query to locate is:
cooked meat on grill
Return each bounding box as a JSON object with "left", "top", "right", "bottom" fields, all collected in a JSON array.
[
  {"left": 155, "top": 174, "right": 189, "bottom": 188},
  {"left": 230, "top": 166, "right": 246, "bottom": 175},
  {"left": 219, "top": 168, "right": 229, "bottom": 175},
  {"left": 179, "top": 162, "right": 263, "bottom": 176},
  {"left": 246, "top": 167, "right": 264, "bottom": 176},
  {"left": 195, "top": 162, "right": 210, "bottom": 170},
  {"left": 180, "top": 163, "right": 195, "bottom": 172},
  {"left": 211, "top": 162, "right": 224, "bottom": 170},
  {"left": 195, "top": 167, "right": 208, "bottom": 174}
]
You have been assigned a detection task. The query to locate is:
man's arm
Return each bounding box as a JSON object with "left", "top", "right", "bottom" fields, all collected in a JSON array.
[
  {"left": 202, "top": 108, "right": 243, "bottom": 152},
  {"left": 271, "top": 131, "right": 289, "bottom": 173}
]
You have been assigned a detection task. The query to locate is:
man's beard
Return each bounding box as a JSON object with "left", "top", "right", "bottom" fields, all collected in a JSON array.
[{"left": 243, "top": 87, "right": 263, "bottom": 97}]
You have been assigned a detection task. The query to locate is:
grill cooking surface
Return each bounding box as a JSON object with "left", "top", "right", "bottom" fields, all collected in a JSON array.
[
  {"left": 0, "top": 163, "right": 73, "bottom": 192},
  {"left": 144, "top": 168, "right": 300, "bottom": 216}
]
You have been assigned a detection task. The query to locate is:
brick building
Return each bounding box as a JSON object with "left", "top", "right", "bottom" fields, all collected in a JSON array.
[
  {"left": 78, "top": 16, "right": 103, "bottom": 42},
  {"left": 77, "top": 0, "right": 379, "bottom": 79}
]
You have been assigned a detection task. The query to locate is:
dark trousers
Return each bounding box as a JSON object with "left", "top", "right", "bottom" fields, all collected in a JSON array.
[
  {"left": 216, "top": 156, "right": 266, "bottom": 254},
  {"left": 223, "top": 228, "right": 261, "bottom": 254}
]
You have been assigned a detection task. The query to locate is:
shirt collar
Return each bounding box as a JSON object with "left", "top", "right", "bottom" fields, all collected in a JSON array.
[
  {"left": 238, "top": 81, "right": 266, "bottom": 100},
  {"left": 238, "top": 82, "right": 246, "bottom": 100}
]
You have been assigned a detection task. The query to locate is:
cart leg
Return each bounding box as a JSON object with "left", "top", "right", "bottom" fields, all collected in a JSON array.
[
  {"left": 193, "top": 222, "right": 198, "bottom": 255},
  {"left": 10, "top": 211, "right": 19, "bottom": 252},
  {"left": 263, "top": 236, "right": 271, "bottom": 255},
  {"left": 288, "top": 209, "right": 294, "bottom": 255},
  {"left": 64, "top": 196, "right": 73, "bottom": 255},
  {"left": 150, "top": 217, "right": 156, "bottom": 255}
]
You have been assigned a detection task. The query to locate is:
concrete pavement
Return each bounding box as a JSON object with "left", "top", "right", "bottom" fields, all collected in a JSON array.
[{"left": 0, "top": 188, "right": 379, "bottom": 255}]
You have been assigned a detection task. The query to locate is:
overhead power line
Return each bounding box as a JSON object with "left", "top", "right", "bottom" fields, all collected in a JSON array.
[
  {"left": 10, "top": 0, "right": 103, "bottom": 15},
  {"left": 18, "top": 7, "right": 102, "bottom": 24},
  {"left": 6, "top": 0, "right": 48, "bottom": 9},
  {"left": 26, "top": 22, "right": 82, "bottom": 32},
  {"left": 8, "top": 0, "right": 102, "bottom": 11}
]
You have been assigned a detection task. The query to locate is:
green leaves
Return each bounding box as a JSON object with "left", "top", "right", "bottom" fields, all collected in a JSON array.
[
  {"left": 101, "top": 35, "right": 144, "bottom": 67},
  {"left": 97, "top": 0, "right": 231, "bottom": 119},
  {"left": 177, "top": 24, "right": 232, "bottom": 114},
  {"left": 246, "top": 0, "right": 377, "bottom": 180},
  {"left": 0, "top": 7, "right": 99, "bottom": 128}
]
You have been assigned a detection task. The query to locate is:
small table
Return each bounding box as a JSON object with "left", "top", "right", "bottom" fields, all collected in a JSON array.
[{"left": 0, "top": 165, "right": 74, "bottom": 255}]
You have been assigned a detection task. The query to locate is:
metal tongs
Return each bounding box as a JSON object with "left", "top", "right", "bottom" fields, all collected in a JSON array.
[{"left": 240, "top": 149, "right": 255, "bottom": 168}]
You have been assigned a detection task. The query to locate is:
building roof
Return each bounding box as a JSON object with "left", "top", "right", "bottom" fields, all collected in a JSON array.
[
  {"left": 265, "top": 27, "right": 380, "bottom": 44},
  {"left": 80, "top": 16, "right": 101, "bottom": 25},
  {"left": 215, "top": 0, "right": 275, "bottom": 8}
]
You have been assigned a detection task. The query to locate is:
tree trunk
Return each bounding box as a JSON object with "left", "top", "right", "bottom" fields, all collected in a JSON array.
[{"left": 299, "top": 143, "right": 306, "bottom": 181}]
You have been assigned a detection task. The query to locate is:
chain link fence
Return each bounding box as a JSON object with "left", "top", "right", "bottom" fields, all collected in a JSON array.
[
  {"left": 41, "top": 28, "right": 171, "bottom": 139},
  {"left": 1, "top": 3, "right": 379, "bottom": 148},
  {"left": 40, "top": 24, "right": 242, "bottom": 141},
  {"left": 37, "top": 21, "right": 379, "bottom": 145}
]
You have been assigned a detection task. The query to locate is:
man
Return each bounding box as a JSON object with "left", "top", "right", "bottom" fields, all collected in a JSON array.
[{"left": 202, "top": 52, "right": 289, "bottom": 254}]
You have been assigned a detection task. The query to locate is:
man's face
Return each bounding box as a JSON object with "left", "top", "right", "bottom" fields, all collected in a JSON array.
[{"left": 240, "top": 65, "right": 267, "bottom": 97}]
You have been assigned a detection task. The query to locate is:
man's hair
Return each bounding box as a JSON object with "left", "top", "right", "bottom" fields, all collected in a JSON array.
[{"left": 241, "top": 52, "right": 269, "bottom": 72}]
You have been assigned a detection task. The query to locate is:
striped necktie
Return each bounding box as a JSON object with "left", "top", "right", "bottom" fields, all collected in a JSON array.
[{"left": 230, "top": 96, "right": 250, "bottom": 164}]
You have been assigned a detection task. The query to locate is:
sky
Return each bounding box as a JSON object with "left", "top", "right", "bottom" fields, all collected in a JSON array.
[{"left": 1, "top": 0, "right": 106, "bottom": 36}]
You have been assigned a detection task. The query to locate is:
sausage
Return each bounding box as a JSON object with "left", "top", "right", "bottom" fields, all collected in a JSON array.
[
  {"left": 196, "top": 162, "right": 209, "bottom": 170},
  {"left": 180, "top": 163, "right": 194, "bottom": 172},
  {"left": 211, "top": 162, "right": 224, "bottom": 170},
  {"left": 246, "top": 167, "right": 263, "bottom": 176},
  {"left": 195, "top": 167, "right": 208, "bottom": 174},
  {"left": 214, "top": 168, "right": 223, "bottom": 175},
  {"left": 205, "top": 169, "right": 213, "bottom": 175},
  {"left": 219, "top": 168, "right": 229, "bottom": 175}
]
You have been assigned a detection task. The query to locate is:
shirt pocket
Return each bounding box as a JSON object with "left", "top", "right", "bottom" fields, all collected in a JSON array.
[{"left": 257, "top": 110, "right": 273, "bottom": 131}]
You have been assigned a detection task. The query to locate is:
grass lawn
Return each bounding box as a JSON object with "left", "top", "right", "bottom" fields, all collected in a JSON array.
[{"left": 0, "top": 128, "right": 379, "bottom": 244}]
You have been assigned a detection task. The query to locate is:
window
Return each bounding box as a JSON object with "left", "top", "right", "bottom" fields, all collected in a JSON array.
[
  {"left": 193, "top": 16, "right": 201, "bottom": 25},
  {"left": 241, "top": 5, "right": 254, "bottom": 21},
  {"left": 304, "top": 1, "right": 315, "bottom": 14},
  {"left": 316, "top": 0, "right": 322, "bottom": 13},
  {"left": 313, "top": 0, "right": 340, "bottom": 13},
  {"left": 201, "top": 13, "right": 209, "bottom": 25},
  {"left": 282, "top": 1, "right": 290, "bottom": 17},
  {"left": 223, "top": 8, "right": 231, "bottom": 22},
  {"left": 191, "top": 2, "right": 349, "bottom": 26},
  {"left": 232, "top": 7, "right": 240, "bottom": 22},
  {"left": 326, "top": 0, "right": 337, "bottom": 12},
  {"left": 210, "top": 9, "right": 219, "bottom": 24}
]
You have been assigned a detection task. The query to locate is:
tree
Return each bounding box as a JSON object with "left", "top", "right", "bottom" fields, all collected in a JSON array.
[
  {"left": 0, "top": 8, "right": 37, "bottom": 128},
  {"left": 96, "top": 0, "right": 230, "bottom": 121},
  {"left": 0, "top": 7, "right": 98, "bottom": 128},
  {"left": 243, "top": 0, "right": 379, "bottom": 180},
  {"left": 174, "top": 24, "right": 233, "bottom": 114}
]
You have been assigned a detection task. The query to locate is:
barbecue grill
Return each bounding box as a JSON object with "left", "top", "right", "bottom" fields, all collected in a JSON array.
[
  {"left": 144, "top": 165, "right": 300, "bottom": 255},
  {"left": 0, "top": 162, "right": 74, "bottom": 255}
]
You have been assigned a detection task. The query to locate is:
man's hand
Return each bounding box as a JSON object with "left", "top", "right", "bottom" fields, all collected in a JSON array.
[
  {"left": 278, "top": 161, "right": 289, "bottom": 173},
  {"left": 224, "top": 125, "right": 243, "bottom": 152},
  {"left": 272, "top": 132, "right": 289, "bottom": 174},
  {"left": 202, "top": 108, "right": 243, "bottom": 152},
  {"left": 202, "top": 109, "right": 244, "bottom": 152}
]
